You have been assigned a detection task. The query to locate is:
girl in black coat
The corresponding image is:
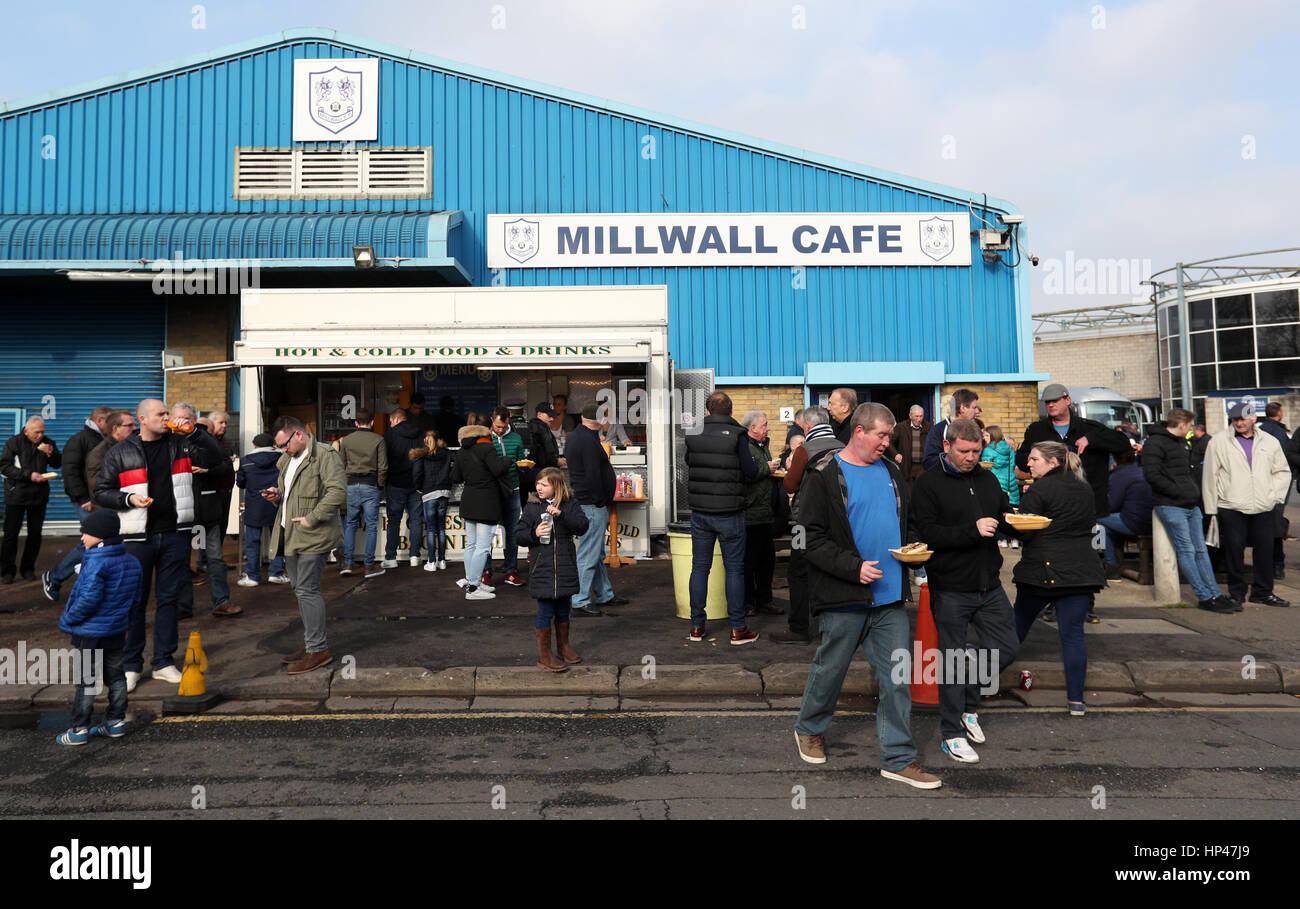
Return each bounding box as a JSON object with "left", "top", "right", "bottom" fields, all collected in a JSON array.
[
  {"left": 1012, "top": 441, "right": 1105, "bottom": 717},
  {"left": 410, "top": 430, "right": 454, "bottom": 571},
  {"left": 451, "top": 424, "right": 510, "bottom": 598},
  {"left": 516, "top": 467, "right": 589, "bottom": 672}
]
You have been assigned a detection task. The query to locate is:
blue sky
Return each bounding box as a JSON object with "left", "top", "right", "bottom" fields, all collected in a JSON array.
[{"left": 3, "top": 0, "right": 1297, "bottom": 313}]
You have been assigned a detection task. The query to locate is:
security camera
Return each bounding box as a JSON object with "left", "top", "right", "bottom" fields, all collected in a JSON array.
[
  {"left": 1030, "top": 255, "right": 1040, "bottom": 266},
  {"left": 998, "top": 213, "right": 1025, "bottom": 225}
]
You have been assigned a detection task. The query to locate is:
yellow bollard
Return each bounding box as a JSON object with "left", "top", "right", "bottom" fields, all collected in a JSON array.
[{"left": 178, "top": 630, "right": 209, "bottom": 696}]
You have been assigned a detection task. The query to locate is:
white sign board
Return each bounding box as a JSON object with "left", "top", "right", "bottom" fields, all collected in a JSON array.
[
  {"left": 488, "top": 212, "right": 972, "bottom": 268},
  {"left": 293, "top": 58, "right": 379, "bottom": 141}
]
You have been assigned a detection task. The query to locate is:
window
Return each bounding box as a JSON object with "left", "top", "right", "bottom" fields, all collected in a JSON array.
[
  {"left": 233, "top": 147, "right": 433, "bottom": 199},
  {"left": 1191, "top": 332, "right": 1215, "bottom": 364},
  {"left": 1192, "top": 365, "right": 1216, "bottom": 394},
  {"left": 1255, "top": 289, "right": 1299, "bottom": 325},
  {"left": 1214, "top": 294, "right": 1252, "bottom": 327},
  {"left": 1258, "top": 359, "right": 1300, "bottom": 387},
  {"left": 1167, "top": 338, "right": 1181, "bottom": 367},
  {"left": 1189, "top": 297, "right": 1214, "bottom": 331},
  {"left": 1257, "top": 324, "right": 1300, "bottom": 360},
  {"left": 1218, "top": 362, "right": 1255, "bottom": 389},
  {"left": 1217, "top": 328, "right": 1255, "bottom": 362}
]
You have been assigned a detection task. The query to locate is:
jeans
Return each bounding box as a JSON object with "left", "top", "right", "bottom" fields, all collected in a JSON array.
[
  {"left": 463, "top": 521, "right": 496, "bottom": 586},
  {"left": 344, "top": 483, "right": 381, "bottom": 566},
  {"left": 1014, "top": 589, "right": 1090, "bottom": 702},
  {"left": 573, "top": 504, "right": 614, "bottom": 608},
  {"left": 68, "top": 636, "right": 127, "bottom": 729},
  {"left": 1, "top": 501, "right": 46, "bottom": 577},
  {"left": 795, "top": 604, "right": 918, "bottom": 771},
  {"left": 688, "top": 510, "right": 746, "bottom": 629},
  {"left": 48, "top": 541, "right": 85, "bottom": 589},
  {"left": 385, "top": 486, "right": 424, "bottom": 561},
  {"left": 422, "top": 497, "right": 448, "bottom": 562},
  {"left": 536, "top": 595, "right": 572, "bottom": 628},
  {"left": 123, "top": 532, "right": 189, "bottom": 673},
  {"left": 492, "top": 492, "right": 521, "bottom": 574},
  {"left": 743, "top": 521, "right": 775, "bottom": 608},
  {"left": 285, "top": 552, "right": 328, "bottom": 652},
  {"left": 1217, "top": 508, "right": 1275, "bottom": 599},
  {"left": 930, "top": 588, "right": 1020, "bottom": 740},
  {"left": 242, "top": 524, "right": 285, "bottom": 582},
  {"left": 1096, "top": 513, "right": 1136, "bottom": 566},
  {"left": 200, "top": 521, "right": 230, "bottom": 609},
  {"left": 1153, "top": 505, "right": 1220, "bottom": 602}
]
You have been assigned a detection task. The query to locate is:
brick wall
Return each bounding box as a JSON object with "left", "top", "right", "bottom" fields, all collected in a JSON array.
[
  {"left": 1033, "top": 328, "right": 1159, "bottom": 400},
  {"left": 718, "top": 385, "right": 804, "bottom": 447},
  {"left": 165, "top": 296, "right": 232, "bottom": 413},
  {"left": 940, "top": 381, "right": 1041, "bottom": 441}
]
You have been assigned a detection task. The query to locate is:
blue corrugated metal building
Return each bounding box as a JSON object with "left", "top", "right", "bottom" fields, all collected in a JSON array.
[{"left": 0, "top": 28, "right": 1039, "bottom": 529}]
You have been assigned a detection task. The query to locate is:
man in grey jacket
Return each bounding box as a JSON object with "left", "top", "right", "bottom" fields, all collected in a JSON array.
[{"left": 338, "top": 409, "right": 388, "bottom": 579}]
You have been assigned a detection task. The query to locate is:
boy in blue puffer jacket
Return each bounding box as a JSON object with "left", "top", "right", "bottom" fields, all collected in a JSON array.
[{"left": 56, "top": 509, "right": 143, "bottom": 745}]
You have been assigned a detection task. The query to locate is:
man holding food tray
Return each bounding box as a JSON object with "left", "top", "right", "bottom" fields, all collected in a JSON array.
[
  {"left": 793, "top": 402, "right": 940, "bottom": 790},
  {"left": 911, "top": 418, "right": 1021, "bottom": 765}
]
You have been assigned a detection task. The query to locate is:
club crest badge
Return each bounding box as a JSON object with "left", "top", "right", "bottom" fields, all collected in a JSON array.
[
  {"left": 503, "top": 218, "right": 540, "bottom": 264},
  {"left": 309, "top": 65, "right": 363, "bottom": 134},
  {"left": 919, "top": 216, "right": 955, "bottom": 261}
]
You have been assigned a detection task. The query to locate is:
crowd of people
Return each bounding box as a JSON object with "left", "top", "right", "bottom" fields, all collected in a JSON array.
[{"left": 7, "top": 383, "right": 1296, "bottom": 761}]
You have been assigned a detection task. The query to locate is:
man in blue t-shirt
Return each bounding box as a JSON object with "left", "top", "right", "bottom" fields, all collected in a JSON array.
[{"left": 792, "top": 402, "right": 940, "bottom": 790}]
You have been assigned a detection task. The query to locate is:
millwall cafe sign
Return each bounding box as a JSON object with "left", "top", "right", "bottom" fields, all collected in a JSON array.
[{"left": 488, "top": 212, "right": 972, "bottom": 268}]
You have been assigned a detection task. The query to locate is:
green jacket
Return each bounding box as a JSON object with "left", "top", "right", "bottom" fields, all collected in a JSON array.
[
  {"left": 491, "top": 429, "right": 526, "bottom": 491},
  {"left": 272, "top": 438, "right": 347, "bottom": 556},
  {"left": 743, "top": 437, "right": 774, "bottom": 525},
  {"left": 338, "top": 427, "right": 388, "bottom": 489}
]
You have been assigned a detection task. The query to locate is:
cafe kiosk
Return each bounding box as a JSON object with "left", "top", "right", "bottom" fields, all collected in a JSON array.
[{"left": 236, "top": 284, "right": 670, "bottom": 560}]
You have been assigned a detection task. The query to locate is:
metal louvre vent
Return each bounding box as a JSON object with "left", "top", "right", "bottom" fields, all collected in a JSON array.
[{"left": 234, "top": 147, "right": 432, "bottom": 199}]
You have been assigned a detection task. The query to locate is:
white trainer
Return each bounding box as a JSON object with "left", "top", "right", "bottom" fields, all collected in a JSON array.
[
  {"left": 125, "top": 671, "right": 141, "bottom": 693},
  {"left": 423, "top": 561, "right": 438, "bottom": 572},
  {"left": 364, "top": 566, "right": 387, "bottom": 579},
  {"left": 465, "top": 587, "right": 495, "bottom": 600},
  {"left": 456, "top": 577, "right": 469, "bottom": 588},
  {"left": 152, "top": 665, "right": 182, "bottom": 684},
  {"left": 326, "top": 550, "right": 337, "bottom": 564},
  {"left": 381, "top": 560, "right": 399, "bottom": 569},
  {"left": 437, "top": 560, "right": 447, "bottom": 570},
  {"left": 409, "top": 557, "right": 421, "bottom": 567},
  {"left": 961, "top": 712, "right": 986, "bottom": 744},
  {"left": 236, "top": 575, "right": 259, "bottom": 587},
  {"left": 268, "top": 575, "right": 290, "bottom": 585},
  {"left": 941, "top": 737, "right": 980, "bottom": 763}
]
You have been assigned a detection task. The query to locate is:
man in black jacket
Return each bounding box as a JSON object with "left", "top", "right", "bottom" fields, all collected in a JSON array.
[
  {"left": 684, "top": 391, "right": 759, "bottom": 644},
  {"left": 911, "top": 418, "right": 1020, "bottom": 765},
  {"left": 793, "top": 402, "right": 940, "bottom": 789},
  {"left": 1142, "top": 408, "right": 1234, "bottom": 613},
  {"left": 178, "top": 404, "right": 238, "bottom": 617},
  {"left": 1, "top": 416, "right": 61, "bottom": 583},
  {"left": 383, "top": 407, "right": 425, "bottom": 568},
  {"left": 1259, "top": 403, "right": 1292, "bottom": 579},
  {"left": 62, "top": 406, "right": 111, "bottom": 514},
  {"left": 1016, "top": 384, "right": 1130, "bottom": 518},
  {"left": 567, "top": 403, "right": 625, "bottom": 616}
]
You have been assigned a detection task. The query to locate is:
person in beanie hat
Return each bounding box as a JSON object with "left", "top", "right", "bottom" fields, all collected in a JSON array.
[
  {"left": 55, "top": 509, "right": 144, "bottom": 745},
  {"left": 565, "top": 400, "right": 625, "bottom": 616},
  {"left": 236, "top": 432, "right": 289, "bottom": 586}
]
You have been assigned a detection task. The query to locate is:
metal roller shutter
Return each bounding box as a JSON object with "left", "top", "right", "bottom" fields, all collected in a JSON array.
[{"left": 0, "top": 299, "right": 164, "bottom": 526}]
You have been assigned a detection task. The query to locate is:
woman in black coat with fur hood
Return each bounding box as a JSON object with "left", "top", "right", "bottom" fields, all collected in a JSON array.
[
  {"left": 451, "top": 423, "right": 510, "bottom": 599},
  {"left": 516, "top": 467, "right": 589, "bottom": 672}
]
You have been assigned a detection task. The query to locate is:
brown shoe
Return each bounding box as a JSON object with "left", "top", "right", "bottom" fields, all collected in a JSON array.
[
  {"left": 729, "top": 627, "right": 759, "bottom": 646},
  {"left": 280, "top": 648, "right": 306, "bottom": 665},
  {"left": 880, "top": 762, "right": 942, "bottom": 790},
  {"left": 211, "top": 602, "right": 243, "bottom": 617},
  {"left": 535, "top": 628, "right": 568, "bottom": 672},
  {"left": 795, "top": 731, "right": 826, "bottom": 764},
  {"left": 757, "top": 602, "right": 785, "bottom": 615},
  {"left": 286, "top": 650, "right": 333, "bottom": 675},
  {"left": 554, "top": 621, "right": 581, "bottom": 664}
]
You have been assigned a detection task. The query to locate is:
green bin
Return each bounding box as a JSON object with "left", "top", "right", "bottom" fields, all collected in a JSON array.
[{"left": 667, "top": 521, "right": 730, "bottom": 620}]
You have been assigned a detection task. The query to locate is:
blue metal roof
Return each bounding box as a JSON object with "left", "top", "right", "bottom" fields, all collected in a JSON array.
[{"left": 0, "top": 211, "right": 468, "bottom": 281}]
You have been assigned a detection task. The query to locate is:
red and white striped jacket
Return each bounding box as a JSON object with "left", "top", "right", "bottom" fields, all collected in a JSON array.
[{"left": 93, "top": 429, "right": 220, "bottom": 540}]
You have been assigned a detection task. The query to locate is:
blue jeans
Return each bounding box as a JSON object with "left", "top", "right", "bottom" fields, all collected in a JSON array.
[
  {"left": 1153, "top": 505, "right": 1221, "bottom": 602},
  {"left": 688, "top": 511, "right": 746, "bottom": 629},
  {"left": 1096, "top": 513, "right": 1135, "bottom": 566},
  {"left": 200, "top": 521, "right": 231, "bottom": 609},
  {"left": 422, "top": 497, "right": 448, "bottom": 562},
  {"left": 1014, "top": 589, "right": 1090, "bottom": 702},
  {"left": 463, "top": 520, "right": 495, "bottom": 585},
  {"left": 123, "top": 532, "right": 189, "bottom": 673},
  {"left": 795, "top": 604, "right": 918, "bottom": 771},
  {"left": 492, "top": 492, "right": 521, "bottom": 574},
  {"left": 536, "top": 595, "right": 572, "bottom": 628},
  {"left": 344, "top": 484, "right": 381, "bottom": 566},
  {"left": 48, "top": 541, "right": 85, "bottom": 589},
  {"left": 242, "top": 524, "right": 285, "bottom": 582},
  {"left": 68, "top": 635, "right": 127, "bottom": 729},
  {"left": 385, "top": 486, "right": 424, "bottom": 561},
  {"left": 573, "top": 504, "right": 614, "bottom": 607}
]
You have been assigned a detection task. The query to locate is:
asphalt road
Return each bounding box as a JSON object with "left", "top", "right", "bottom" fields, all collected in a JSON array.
[{"left": 3, "top": 707, "right": 1297, "bottom": 820}]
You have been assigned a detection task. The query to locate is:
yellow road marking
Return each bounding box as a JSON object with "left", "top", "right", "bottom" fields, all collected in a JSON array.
[{"left": 154, "top": 705, "right": 1299, "bottom": 724}]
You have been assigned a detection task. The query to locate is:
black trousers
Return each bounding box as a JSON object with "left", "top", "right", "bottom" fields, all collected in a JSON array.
[
  {"left": 743, "top": 522, "right": 774, "bottom": 608},
  {"left": 1273, "top": 500, "right": 1288, "bottom": 573},
  {"left": 2, "top": 501, "right": 46, "bottom": 577},
  {"left": 929, "top": 587, "right": 1021, "bottom": 741},
  {"left": 1217, "top": 508, "right": 1274, "bottom": 600},
  {"left": 787, "top": 546, "right": 810, "bottom": 635}
]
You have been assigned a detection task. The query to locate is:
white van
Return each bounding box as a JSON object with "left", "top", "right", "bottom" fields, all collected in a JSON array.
[{"left": 1039, "top": 386, "right": 1153, "bottom": 429}]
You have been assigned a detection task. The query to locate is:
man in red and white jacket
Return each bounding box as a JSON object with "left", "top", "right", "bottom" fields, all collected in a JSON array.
[{"left": 94, "top": 399, "right": 224, "bottom": 692}]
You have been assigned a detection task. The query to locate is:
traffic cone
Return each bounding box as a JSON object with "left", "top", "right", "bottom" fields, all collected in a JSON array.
[
  {"left": 910, "top": 582, "right": 939, "bottom": 706},
  {"left": 162, "top": 630, "right": 223, "bottom": 715}
]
